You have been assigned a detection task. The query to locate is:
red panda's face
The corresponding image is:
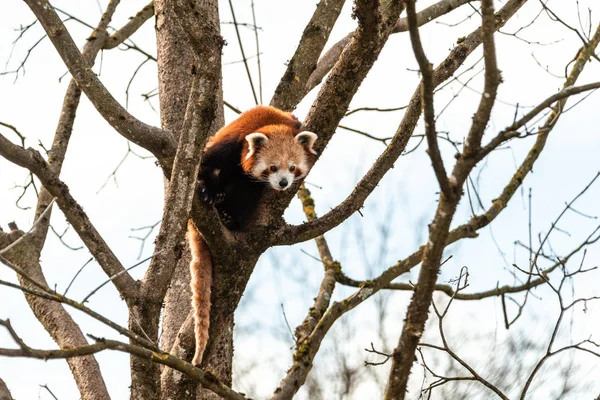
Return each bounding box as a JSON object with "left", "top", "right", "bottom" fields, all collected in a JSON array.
[{"left": 244, "top": 130, "right": 318, "bottom": 191}]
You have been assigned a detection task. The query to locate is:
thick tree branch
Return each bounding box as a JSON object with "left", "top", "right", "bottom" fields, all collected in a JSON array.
[
  {"left": 171, "top": 0, "right": 223, "bottom": 61},
  {"left": 384, "top": 187, "right": 459, "bottom": 400},
  {"left": 4, "top": 234, "right": 187, "bottom": 349},
  {"left": 141, "top": 73, "right": 218, "bottom": 304},
  {"left": 103, "top": 2, "right": 155, "bottom": 50},
  {"left": 463, "top": 0, "right": 500, "bottom": 156},
  {"left": 0, "top": 244, "right": 110, "bottom": 400},
  {"left": 300, "top": 0, "right": 400, "bottom": 154},
  {"left": 150, "top": 2, "right": 225, "bottom": 398},
  {"left": 305, "top": 0, "right": 476, "bottom": 92},
  {"left": 274, "top": 0, "right": 529, "bottom": 246},
  {"left": 0, "top": 136, "right": 137, "bottom": 299},
  {"left": 405, "top": 0, "right": 453, "bottom": 199},
  {"left": 142, "top": 0, "right": 225, "bottom": 301},
  {"left": 22, "top": 0, "right": 175, "bottom": 161},
  {"left": 383, "top": 2, "right": 501, "bottom": 396},
  {"left": 270, "top": 0, "right": 345, "bottom": 111}
]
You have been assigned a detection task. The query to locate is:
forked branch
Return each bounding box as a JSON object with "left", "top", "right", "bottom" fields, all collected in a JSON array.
[
  {"left": 0, "top": 135, "right": 137, "bottom": 299},
  {"left": 102, "top": 2, "right": 155, "bottom": 50},
  {"left": 306, "top": 0, "right": 477, "bottom": 91},
  {"left": 22, "top": 0, "right": 175, "bottom": 160},
  {"left": 270, "top": 0, "right": 345, "bottom": 111},
  {"left": 274, "top": 0, "right": 530, "bottom": 246}
]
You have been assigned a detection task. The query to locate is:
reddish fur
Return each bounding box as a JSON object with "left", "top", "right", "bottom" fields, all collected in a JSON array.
[
  {"left": 187, "top": 220, "right": 212, "bottom": 366},
  {"left": 205, "top": 106, "right": 303, "bottom": 173},
  {"left": 208, "top": 105, "right": 301, "bottom": 145}
]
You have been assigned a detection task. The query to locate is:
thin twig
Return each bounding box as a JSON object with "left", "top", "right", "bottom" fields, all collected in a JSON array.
[
  {"left": 63, "top": 257, "right": 94, "bottom": 297},
  {"left": 82, "top": 250, "right": 165, "bottom": 303},
  {"left": 227, "top": 0, "right": 258, "bottom": 105},
  {"left": 405, "top": 0, "right": 452, "bottom": 198},
  {"left": 250, "top": 0, "right": 263, "bottom": 104}
]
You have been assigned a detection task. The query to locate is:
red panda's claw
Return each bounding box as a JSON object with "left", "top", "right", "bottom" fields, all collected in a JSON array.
[
  {"left": 215, "top": 193, "right": 225, "bottom": 204},
  {"left": 219, "top": 210, "right": 235, "bottom": 229},
  {"left": 197, "top": 180, "right": 218, "bottom": 204}
]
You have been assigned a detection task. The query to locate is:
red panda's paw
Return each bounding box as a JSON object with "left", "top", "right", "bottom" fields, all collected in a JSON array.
[
  {"left": 215, "top": 192, "right": 225, "bottom": 205},
  {"left": 218, "top": 210, "right": 237, "bottom": 230},
  {"left": 196, "top": 179, "right": 218, "bottom": 205}
]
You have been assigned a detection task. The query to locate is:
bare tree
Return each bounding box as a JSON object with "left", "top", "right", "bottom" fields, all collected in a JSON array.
[{"left": 1, "top": 0, "right": 600, "bottom": 399}]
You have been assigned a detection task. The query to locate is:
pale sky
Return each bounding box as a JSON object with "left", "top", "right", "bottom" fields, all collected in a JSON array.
[{"left": 1, "top": 0, "right": 599, "bottom": 399}]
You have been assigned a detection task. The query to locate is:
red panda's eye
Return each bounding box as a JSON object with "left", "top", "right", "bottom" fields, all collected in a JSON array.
[
  {"left": 270, "top": 166, "right": 278, "bottom": 172},
  {"left": 289, "top": 166, "right": 296, "bottom": 172}
]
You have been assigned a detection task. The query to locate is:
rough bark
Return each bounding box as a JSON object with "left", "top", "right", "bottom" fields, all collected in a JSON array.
[
  {"left": 131, "top": 0, "right": 197, "bottom": 395},
  {"left": 274, "top": 0, "right": 530, "bottom": 247},
  {"left": 0, "top": 378, "right": 13, "bottom": 400},
  {"left": 154, "top": 0, "right": 226, "bottom": 399},
  {"left": 153, "top": 7, "right": 196, "bottom": 391},
  {"left": 161, "top": 249, "right": 193, "bottom": 354},
  {"left": 383, "top": 196, "right": 458, "bottom": 399},
  {"left": 270, "top": 0, "right": 345, "bottom": 111},
  {"left": 201, "top": 251, "right": 261, "bottom": 381},
  {"left": 129, "top": 302, "right": 161, "bottom": 400},
  {"left": 305, "top": 0, "right": 476, "bottom": 92},
  {"left": 32, "top": 0, "right": 124, "bottom": 246},
  {"left": 154, "top": 0, "right": 195, "bottom": 137}
]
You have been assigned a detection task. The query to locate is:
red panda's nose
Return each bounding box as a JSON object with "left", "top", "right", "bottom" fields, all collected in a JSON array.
[{"left": 279, "top": 179, "right": 288, "bottom": 188}]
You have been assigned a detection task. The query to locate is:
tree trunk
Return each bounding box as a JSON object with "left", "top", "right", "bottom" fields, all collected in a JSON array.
[
  {"left": 197, "top": 251, "right": 261, "bottom": 399},
  {"left": 161, "top": 249, "right": 193, "bottom": 354},
  {"left": 129, "top": 301, "right": 162, "bottom": 400},
  {"left": 155, "top": 0, "right": 226, "bottom": 398}
]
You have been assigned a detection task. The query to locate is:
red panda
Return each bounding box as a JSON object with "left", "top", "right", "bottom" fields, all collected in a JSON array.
[{"left": 187, "top": 105, "right": 318, "bottom": 365}]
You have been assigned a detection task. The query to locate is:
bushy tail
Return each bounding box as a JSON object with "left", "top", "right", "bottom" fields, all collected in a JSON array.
[{"left": 187, "top": 220, "right": 212, "bottom": 366}]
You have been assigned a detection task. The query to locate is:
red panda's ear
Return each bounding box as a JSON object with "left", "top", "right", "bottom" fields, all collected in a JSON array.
[
  {"left": 245, "top": 133, "right": 269, "bottom": 160},
  {"left": 295, "top": 131, "right": 318, "bottom": 155}
]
